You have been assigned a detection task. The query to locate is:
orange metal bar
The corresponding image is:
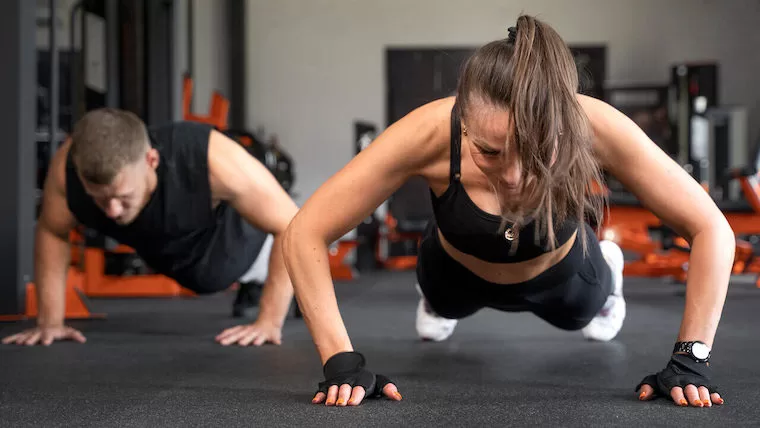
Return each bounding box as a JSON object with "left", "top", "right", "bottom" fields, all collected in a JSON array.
[
  {"left": 377, "top": 213, "right": 423, "bottom": 271},
  {"left": 383, "top": 255, "right": 418, "bottom": 271},
  {"left": 603, "top": 205, "right": 662, "bottom": 228},
  {"left": 0, "top": 269, "right": 104, "bottom": 322},
  {"left": 80, "top": 247, "right": 194, "bottom": 298},
  {"left": 623, "top": 251, "right": 690, "bottom": 282},
  {"left": 738, "top": 175, "right": 760, "bottom": 213},
  {"left": 209, "top": 92, "right": 230, "bottom": 130},
  {"left": 183, "top": 75, "right": 193, "bottom": 119},
  {"left": 329, "top": 241, "right": 359, "bottom": 281},
  {"left": 183, "top": 75, "right": 230, "bottom": 130}
]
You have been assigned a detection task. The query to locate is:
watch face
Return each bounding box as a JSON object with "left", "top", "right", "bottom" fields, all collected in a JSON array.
[{"left": 692, "top": 342, "right": 710, "bottom": 359}]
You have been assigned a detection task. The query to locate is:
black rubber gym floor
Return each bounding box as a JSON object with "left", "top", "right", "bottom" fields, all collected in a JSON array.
[{"left": 2, "top": 271, "right": 759, "bottom": 427}]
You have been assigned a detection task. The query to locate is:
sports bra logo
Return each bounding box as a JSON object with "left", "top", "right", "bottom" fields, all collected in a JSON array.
[{"left": 504, "top": 227, "right": 516, "bottom": 241}]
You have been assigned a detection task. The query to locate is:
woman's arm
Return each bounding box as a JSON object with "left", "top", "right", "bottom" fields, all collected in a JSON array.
[
  {"left": 283, "top": 100, "right": 448, "bottom": 365},
  {"left": 582, "top": 94, "right": 734, "bottom": 349}
]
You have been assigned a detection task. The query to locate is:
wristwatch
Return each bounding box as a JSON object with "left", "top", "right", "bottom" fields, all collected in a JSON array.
[{"left": 673, "top": 341, "right": 711, "bottom": 363}]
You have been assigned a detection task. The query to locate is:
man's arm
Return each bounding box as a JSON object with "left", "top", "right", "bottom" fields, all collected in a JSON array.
[
  {"left": 36, "top": 142, "right": 78, "bottom": 326},
  {"left": 3, "top": 140, "right": 85, "bottom": 346},
  {"left": 207, "top": 130, "right": 299, "bottom": 339}
]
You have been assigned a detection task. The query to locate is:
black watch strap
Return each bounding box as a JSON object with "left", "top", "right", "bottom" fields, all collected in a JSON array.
[
  {"left": 673, "top": 341, "right": 711, "bottom": 362},
  {"left": 673, "top": 341, "right": 689, "bottom": 354}
]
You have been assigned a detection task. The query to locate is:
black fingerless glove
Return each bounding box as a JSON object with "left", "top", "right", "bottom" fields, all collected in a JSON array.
[
  {"left": 317, "top": 351, "right": 393, "bottom": 398},
  {"left": 636, "top": 354, "right": 720, "bottom": 397}
]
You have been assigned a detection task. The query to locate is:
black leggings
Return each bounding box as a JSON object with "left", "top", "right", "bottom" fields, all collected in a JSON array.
[{"left": 416, "top": 222, "right": 613, "bottom": 331}]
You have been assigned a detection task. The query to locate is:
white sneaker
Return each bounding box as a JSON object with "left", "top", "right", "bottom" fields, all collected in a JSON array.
[
  {"left": 581, "top": 240, "right": 626, "bottom": 342},
  {"left": 415, "top": 284, "right": 458, "bottom": 342}
]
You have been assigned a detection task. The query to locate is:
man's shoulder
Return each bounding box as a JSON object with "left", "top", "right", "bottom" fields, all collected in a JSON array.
[
  {"left": 149, "top": 121, "right": 214, "bottom": 139},
  {"left": 148, "top": 121, "right": 215, "bottom": 157}
]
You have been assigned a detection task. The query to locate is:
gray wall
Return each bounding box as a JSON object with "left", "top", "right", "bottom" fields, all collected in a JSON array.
[
  {"left": 172, "top": 0, "right": 189, "bottom": 121},
  {"left": 190, "top": 0, "right": 229, "bottom": 113},
  {"left": 245, "top": 0, "right": 760, "bottom": 204}
]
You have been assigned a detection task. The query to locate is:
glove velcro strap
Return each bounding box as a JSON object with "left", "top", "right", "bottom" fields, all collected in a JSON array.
[{"left": 323, "top": 351, "right": 366, "bottom": 378}]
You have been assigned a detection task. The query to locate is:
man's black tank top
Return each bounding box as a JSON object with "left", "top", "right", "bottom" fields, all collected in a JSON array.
[
  {"left": 65, "top": 121, "right": 266, "bottom": 293},
  {"left": 429, "top": 104, "right": 578, "bottom": 263}
]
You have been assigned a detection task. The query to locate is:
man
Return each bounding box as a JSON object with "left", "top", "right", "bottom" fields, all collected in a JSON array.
[{"left": 2, "top": 108, "right": 298, "bottom": 347}]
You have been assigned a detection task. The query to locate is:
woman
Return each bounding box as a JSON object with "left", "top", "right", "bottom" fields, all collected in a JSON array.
[{"left": 283, "top": 15, "right": 731, "bottom": 408}]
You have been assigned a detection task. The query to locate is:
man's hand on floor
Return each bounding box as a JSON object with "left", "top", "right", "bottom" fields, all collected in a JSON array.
[
  {"left": 2, "top": 325, "right": 86, "bottom": 346},
  {"left": 215, "top": 319, "right": 282, "bottom": 346}
]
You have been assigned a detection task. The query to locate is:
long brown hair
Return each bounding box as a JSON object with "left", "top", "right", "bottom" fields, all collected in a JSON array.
[{"left": 456, "top": 15, "right": 606, "bottom": 253}]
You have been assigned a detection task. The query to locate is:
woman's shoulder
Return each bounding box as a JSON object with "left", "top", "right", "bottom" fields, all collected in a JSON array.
[
  {"left": 398, "top": 96, "right": 456, "bottom": 148},
  {"left": 393, "top": 97, "right": 457, "bottom": 176}
]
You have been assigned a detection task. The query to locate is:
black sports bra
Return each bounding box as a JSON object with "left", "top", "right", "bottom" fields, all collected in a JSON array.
[{"left": 429, "top": 104, "right": 578, "bottom": 263}]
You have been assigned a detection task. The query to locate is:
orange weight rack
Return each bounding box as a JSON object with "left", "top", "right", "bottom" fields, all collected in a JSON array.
[
  {"left": 182, "top": 74, "right": 229, "bottom": 130},
  {"left": 0, "top": 269, "right": 104, "bottom": 322},
  {"left": 69, "top": 229, "right": 194, "bottom": 298}
]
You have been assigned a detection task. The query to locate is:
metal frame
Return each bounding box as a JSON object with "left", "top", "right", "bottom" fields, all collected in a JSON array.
[
  {"left": 227, "top": 0, "right": 246, "bottom": 129},
  {"left": 49, "top": 0, "right": 59, "bottom": 168},
  {"left": 172, "top": 0, "right": 189, "bottom": 122},
  {"left": 144, "top": 0, "right": 174, "bottom": 126},
  {"left": 0, "top": 0, "right": 36, "bottom": 315},
  {"left": 187, "top": 0, "right": 193, "bottom": 79},
  {"left": 105, "top": 0, "right": 119, "bottom": 108},
  {"left": 69, "top": 1, "right": 83, "bottom": 128}
]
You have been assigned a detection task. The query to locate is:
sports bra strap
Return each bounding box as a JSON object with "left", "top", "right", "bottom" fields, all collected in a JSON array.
[{"left": 449, "top": 104, "right": 462, "bottom": 182}]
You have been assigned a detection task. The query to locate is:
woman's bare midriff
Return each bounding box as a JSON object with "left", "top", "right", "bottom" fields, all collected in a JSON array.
[{"left": 437, "top": 228, "right": 578, "bottom": 284}]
